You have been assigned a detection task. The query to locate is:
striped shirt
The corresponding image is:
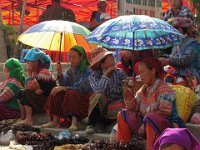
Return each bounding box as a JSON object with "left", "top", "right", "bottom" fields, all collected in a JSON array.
[
  {"left": 59, "top": 67, "right": 93, "bottom": 94},
  {"left": 163, "top": 5, "right": 194, "bottom": 22},
  {"left": 89, "top": 68, "right": 127, "bottom": 102}
]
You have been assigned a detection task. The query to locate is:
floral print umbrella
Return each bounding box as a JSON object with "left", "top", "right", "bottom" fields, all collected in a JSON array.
[{"left": 86, "top": 15, "right": 183, "bottom": 50}]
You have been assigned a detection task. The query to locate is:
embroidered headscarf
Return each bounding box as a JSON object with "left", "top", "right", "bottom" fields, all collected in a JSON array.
[
  {"left": 142, "top": 57, "right": 165, "bottom": 80},
  {"left": 5, "top": 58, "right": 25, "bottom": 86},
  {"left": 24, "top": 48, "right": 52, "bottom": 70},
  {"left": 70, "top": 45, "right": 90, "bottom": 73},
  {"left": 153, "top": 128, "right": 200, "bottom": 150}
]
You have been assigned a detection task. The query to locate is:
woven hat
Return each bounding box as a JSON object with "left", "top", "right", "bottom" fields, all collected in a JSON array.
[{"left": 90, "top": 47, "right": 113, "bottom": 68}]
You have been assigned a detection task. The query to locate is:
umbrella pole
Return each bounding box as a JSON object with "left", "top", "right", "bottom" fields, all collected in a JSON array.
[
  {"left": 57, "top": 32, "right": 63, "bottom": 81},
  {"left": 58, "top": 32, "right": 63, "bottom": 64},
  {"left": 132, "top": 32, "right": 134, "bottom": 77}
]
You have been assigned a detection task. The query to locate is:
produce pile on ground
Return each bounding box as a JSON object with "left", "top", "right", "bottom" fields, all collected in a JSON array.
[{"left": 0, "top": 123, "right": 145, "bottom": 150}]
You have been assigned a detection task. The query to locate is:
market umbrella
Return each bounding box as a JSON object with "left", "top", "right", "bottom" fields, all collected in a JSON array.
[
  {"left": 86, "top": 15, "right": 183, "bottom": 51},
  {"left": 18, "top": 20, "right": 97, "bottom": 53}
]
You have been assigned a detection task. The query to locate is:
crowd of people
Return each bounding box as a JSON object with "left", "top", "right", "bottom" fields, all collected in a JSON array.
[{"left": 0, "top": 0, "right": 200, "bottom": 150}]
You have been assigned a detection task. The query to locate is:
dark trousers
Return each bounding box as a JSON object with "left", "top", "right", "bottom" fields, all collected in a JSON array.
[{"left": 88, "top": 106, "right": 115, "bottom": 126}]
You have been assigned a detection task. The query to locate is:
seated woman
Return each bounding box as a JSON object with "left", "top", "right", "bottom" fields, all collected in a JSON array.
[
  {"left": 153, "top": 128, "right": 200, "bottom": 150},
  {"left": 85, "top": 47, "right": 127, "bottom": 134},
  {"left": 0, "top": 58, "right": 25, "bottom": 121},
  {"left": 159, "top": 18, "right": 200, "bottom": 85},
  {"left": 16, "top": 48, "right": 56, "bottom": 125},
  {"left": 117, "top": 57, "right": 184, "bottom": 150},
  {"left": 42, "top": 45, "right": 93, "bottom": 131}
]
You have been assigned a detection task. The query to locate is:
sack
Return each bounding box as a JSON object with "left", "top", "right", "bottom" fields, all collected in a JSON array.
[
  {"left": 0, "top": 130, "right": 14, "bottom": 146},
  {"left": 170, "top": 85, "right": 196, "bottom": 122}
]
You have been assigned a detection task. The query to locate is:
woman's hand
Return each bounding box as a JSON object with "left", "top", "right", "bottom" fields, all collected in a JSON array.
[
  {"left": 50, "top": 86, "right": 67, "bottom": 96},
  {"left": 103, "top": 66, "right": 116, "bottom": 77},
  {"left": 138, "top": 124, "right": 145, "bottom": 137},
  {"left": 124, "top": 99, "right": 136, "bottom": 111},
  {"left": 35, "top": 88, "right": 44, "bottom": 95},
  {"left": 56, "top": 63, "right": 62, "bottom": 76}
]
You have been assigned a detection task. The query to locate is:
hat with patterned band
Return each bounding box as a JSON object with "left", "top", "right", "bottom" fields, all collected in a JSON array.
[{"left": 90, "top": 47, "right": 113, "bottom": 68}]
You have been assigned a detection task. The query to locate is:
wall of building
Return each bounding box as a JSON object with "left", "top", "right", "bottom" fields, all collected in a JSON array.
[{"left": 118, "top": 0, "right": 163, "bottom": 19}]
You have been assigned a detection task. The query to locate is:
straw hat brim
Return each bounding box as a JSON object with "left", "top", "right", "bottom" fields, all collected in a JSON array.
[{"left": 90, "top": 51, "right": 114, "bottom": 68}]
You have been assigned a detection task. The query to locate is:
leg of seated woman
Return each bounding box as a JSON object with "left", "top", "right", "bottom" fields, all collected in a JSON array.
[
  {"left": 0, "top": 103, "right": 20, "bottom": 121},
  {"left": 62, "top": 90, "right": 90, "bottom": 131},
  {"left": 15, "top": 105, "right": 33, "bottom": 125},
  {"left": 145, "top": 112, "right": 171, "bottom": 150},
  {"left": 24, "top": 105, "right": 33, "bottom": 125},
  {"left": 42, "top": 92, "right": 66, "bottom": 128},
  {"left": 146, "top": 122, "right": 158, "bottom": 150},
  {"left": 17, "top": 100, "right": 25, "bottom": 120},
  {"left": 68, "top": 116, "right": 78, "bottom": 131},
  {"left": 117, "top": 112, "right": 132, "bottom": 143}
]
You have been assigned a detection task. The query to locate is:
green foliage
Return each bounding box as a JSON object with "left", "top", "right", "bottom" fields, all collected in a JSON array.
[{"left": 2, "top": 23, "right": 17, "bottom": 57}]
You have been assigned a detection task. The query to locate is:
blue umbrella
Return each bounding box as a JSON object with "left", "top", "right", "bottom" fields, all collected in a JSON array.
[{"left": 86, "top": 15, "right": 183, "bottom": 50}]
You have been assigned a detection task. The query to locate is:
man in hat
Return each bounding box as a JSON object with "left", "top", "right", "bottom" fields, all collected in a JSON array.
[
  {"left": 89, "top": 0, "right": 111, "bottom": 31},
  {"left": 39, "top": 0, "right": 76, "bottom": 22},
  {"left": 163, "top": 0, "right": 194, "bottom": 22},
  {"left": 85, "top": 47, "right": 127, "bottom": 134}
]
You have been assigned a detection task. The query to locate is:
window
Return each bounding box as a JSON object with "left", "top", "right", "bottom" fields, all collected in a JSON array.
[
  {"left": 148, "top": 0, "right": 155, "bottom": 7},
  {"left": 157, "top": 0, "right": 162, "bottom": 8},
  {"left": 126, "top": 0, "right": 132, "bottom": 4},
  {"left": 143, "top": 0, "right": 147, "bottom": 6}
]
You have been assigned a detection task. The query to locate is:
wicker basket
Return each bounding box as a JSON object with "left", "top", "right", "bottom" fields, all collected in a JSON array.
[{"left": 134, "top": 80, "right": 143, "bottom": 92}]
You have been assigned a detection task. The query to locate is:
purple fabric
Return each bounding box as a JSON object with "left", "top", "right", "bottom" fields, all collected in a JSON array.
[
  {"left": 153, "top": 128, "right": 200, "bottom": 150},
  {"left": 0, "top": 103, "right": 20, "bottom": 121}
]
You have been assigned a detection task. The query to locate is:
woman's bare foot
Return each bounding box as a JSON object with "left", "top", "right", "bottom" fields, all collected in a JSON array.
[
  {"left": 41, "top": 122, "right": 60, "bottom": 128},
  {"left": 15, "top": 119, "right": 33, "bottom": 125}
]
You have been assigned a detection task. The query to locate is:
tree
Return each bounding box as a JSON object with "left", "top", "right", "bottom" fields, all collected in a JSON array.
[
  {"left": 13, "top": 0, "right": 27, "bottom": 58},
  {"left": 0, "top": 2, "right": 8, "bottom": 62}
]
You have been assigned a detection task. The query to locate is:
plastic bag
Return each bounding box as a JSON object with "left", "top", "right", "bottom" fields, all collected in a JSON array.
[{"left": 0, "top": 130, "right": 14, "bottom": 146}]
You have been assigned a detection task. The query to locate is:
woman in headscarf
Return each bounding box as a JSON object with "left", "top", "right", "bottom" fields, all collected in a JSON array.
[
  {"left": 116, "top": 49, "right": 154, "bottom": 76},
  {"left": 16, "top": 48, "right": 56, "bottom": 125},
  {"left": 0, "top": 58, "right": 25, "bottom": 121},
  {"left": 42, "top": 45, "right": 93, "bottom": 131},
  {"left": 159, "top": 17, "right": 200, "bottom": 86},
  {"left": 153, "top": 128, "right": 200, "bottom": 150},
  {"left": 85, "top": 47, "right": 127, "bottom": 134},
  {"left": 117, "top": 57, "right": 184, "bottom": 150}
]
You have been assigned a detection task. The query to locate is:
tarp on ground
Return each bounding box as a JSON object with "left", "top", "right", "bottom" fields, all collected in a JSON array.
[{"left": 1, "top": 0, "right": 117, "bottom": 25}]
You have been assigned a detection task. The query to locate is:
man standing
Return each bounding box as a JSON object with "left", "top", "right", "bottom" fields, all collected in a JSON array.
[
  {"left": 163, "top": 0, "right": 194, "bottom": 22},
  {"left": 39, "top": 0, "right": 76, "bottom": 22}
]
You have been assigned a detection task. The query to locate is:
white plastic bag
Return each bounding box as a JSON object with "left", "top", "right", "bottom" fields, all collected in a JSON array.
[{"left": 0, "top": 130, "right": 14, "bottom": 145}]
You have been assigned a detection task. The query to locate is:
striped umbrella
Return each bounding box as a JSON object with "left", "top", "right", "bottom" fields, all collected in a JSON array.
[{"left": 18, "top": 20, "right": 97, "bottom": 52}]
